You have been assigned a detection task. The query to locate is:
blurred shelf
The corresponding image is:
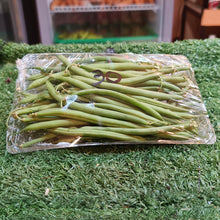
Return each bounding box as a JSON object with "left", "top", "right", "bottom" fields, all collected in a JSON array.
[
  {"left": 54, "top": 34, "right": 158, "bottom": 44},
  {"left": 36, "top": 0, "right": 175, "bottom": 44},
  {"left": 50, "top": 4, "right": 159, "bottom": 13}
]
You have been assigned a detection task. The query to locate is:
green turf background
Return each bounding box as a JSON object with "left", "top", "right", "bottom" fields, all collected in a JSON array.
[{"left": 0, "top": 39, "right": 219, "bottom": 219}]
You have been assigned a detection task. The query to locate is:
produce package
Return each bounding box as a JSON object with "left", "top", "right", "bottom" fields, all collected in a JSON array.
[{"left": 7, "top": 53, "right": 216, "bottom": 153}]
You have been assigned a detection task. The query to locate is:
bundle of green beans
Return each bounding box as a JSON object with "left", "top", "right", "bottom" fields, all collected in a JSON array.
[{"left": 9, "top": 54, "right": 199, "bottom": 148}]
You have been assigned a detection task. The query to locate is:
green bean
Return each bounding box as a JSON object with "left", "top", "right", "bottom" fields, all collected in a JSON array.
[
  {"left": 82, "top": 63, "right": 189, "bottom": 73},
  {"left": 28, "top": 70, "right": 67, "bottom": 90},
  {"left": 80, "top": 65, "right": 136, "bottom": 78},
  {"left": 28, "top": 76, "right": 50, "bottom": 90},
  {"left": 58, "top": 123, "right": 193, "bottom": 136},
  {"left": 20, "top": 92, "right": 32, "bottom": 97},
  {"left": 49, "top": 127, "right": 141, "bottom": 142},
  {"left": 119, "top": 73, "right": 161, "bottom": 86},
  {"left": 20, "top": 91, "right": 52, "bottom": 104},
  {"left": 139, "top": 80, "right": 182, "bottom": 92},
  {"left": 32, "top": 108, "right": 139, "bottom": 128},
  {"left": 57, "top": 55, "right": 95, "bottom": 78},
  {"left": 81, "top": 65, "right": 161, "bottom": 85},
  {"left": 161, "top": 117, "right": 182, "bottom": 125},
  {"left": 28, "top": 73, "right": 44, "bottom": 81},
  {"left": 118, "top": 70, "right": 157, "bottom": 75},
  {"left": 46, "top": 81, "right": 152, "bottom": 126},
  {"left": 53, "top": 76, "right": 93, "bottom": 90},
  {"left": 140, "top": 86, "right": 161, "bottom": 91},
  {"left": 75, "top": 103, "right": 152, "bottom": 126},
  {"left": 153, "top": 107, "right": 194, "bottom": 119},
  {"left": 177, "top": 82, "right": 189, "bottom": 87},
  {"left": 83, "top": 62, "right": 156, "bottom": 71},
  {"left": 55, "top": 82, "right": 68, "bottom": 91},
  {"left": 136, "top": 102, "right": 183, "bottom": 119},
  {"left": 20, "top": 133, "right": 56, "bottom": 148},
  {"left": 21, "top": 119, "right": 87, "bottom": 132},
  {"left": 161, "top": 76, "right": 187, "bottom": 83},
  {"left": 50, "top": 76, "right": 137, "bottom": 108},
  {"left": 45, "top": 80, "right": 68, "bottom": 100},
  {"left": 71, "top": 102, "right": 150, "bottom": 126},
  {"left": 21, "top": 116, "right": 61, "bottom": 123},
  {"left": 57, "top": 58, "right": 183, "bottom": 100},
  {"left": 74, "top": 88, "right": 163, "bottom": 120},
  {"left": 75, "top": 56, "right": 130, "bottom": 64},
  {"left": 158, "top": 66, "right": 190, "bottom": 74},
  {"left": 72, "top": 75, "right": 182, "bottom": 100},
  {"left": 33, "top": 66, "right": 65, "bottom": 73},
  {"left": 94, "top": 103, "right": 167, "bottom": 124},
  {"left": 132, "top": 95, "right": 189, "bottom": 112},
  {"left": 26, "top": 100, "right": 52, "bottom": 107},
  {"left": 14, "top": 103, "right": 57, "bottom": 116},
  {"left": 172, "top": 112, "right": 195, "bottom": 119},
  {"left": 88, "top": 96, "right": 131, "bottom": 108},
  {"left": 175, "top": 131, "right": 195, "bottom": 138},
  {"left": 51, "top": 76, "right": 122, "bottom": 106},
  {"left": 83, "top": 68, "right": 158, "bottom": 79}
]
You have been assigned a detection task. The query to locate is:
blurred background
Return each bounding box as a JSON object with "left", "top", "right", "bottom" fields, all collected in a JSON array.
[{"left": 0, "top": 0, "right": 219, "bottom": 45}]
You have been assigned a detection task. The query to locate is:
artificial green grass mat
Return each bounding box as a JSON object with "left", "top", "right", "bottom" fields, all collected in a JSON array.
[{"left": 0, "top": 39, "right": 219, "bottom": 219}]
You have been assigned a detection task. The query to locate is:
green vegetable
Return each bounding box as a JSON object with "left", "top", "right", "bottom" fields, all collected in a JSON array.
[
  {"left": 72, "top": 75, "right": 182, "bottom": 100},
  {"left": 139, "top": 80, "right": 182, "bottom": 92},
  {"left": 75, "top": 55, "right": 130, "bottom": 64},
  {"left": 46, "top": 81, "right": 152, "bottom": 125},
  {"left": 119, "top": 73, "right": 161, "bottom": 86},
  {"left": 19, "top": 133, "right": 56, "bottom": 148},
  {"left": 75, "top": 88, "right": 163, "bottom": 120},
  {"left": 31, "top": 108, "right": 139, "bottom": 128},
  {"left": 61, "top": 123, "right": 192, "bottom": 136},
  {"left": 94, "top": 103, "right": 164, "bottom": 124},
  {"left": 27, "top": 70, "right": 67, "bottom": 90},
  {"left": 7, "top": 52, "right": 201, "bottom": 148},
  {"left": 49, "top": 127, "right": 142, "bottom": 142},
  {"left": 21, "top": 119, "right": 87, "bottom": 132},
  {"left": 13, "top": 103, "right": 58, "bottom": 116},
  {"left": 82, "top": 62, "right": 156, "bottom": 71}
]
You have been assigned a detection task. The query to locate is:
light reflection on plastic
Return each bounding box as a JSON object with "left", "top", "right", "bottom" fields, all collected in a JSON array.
[
  {"left": 62, "top": 95, "right": 78, "bottom": 110},
  {"left": 69, "top": 136, "right": 81, "bottom": 147},
  {"left": 107, "top": 57, "right": 112, "bottom": 63},
  {"left": 86, "top": 103, "right": 95, "bottom": 109}
]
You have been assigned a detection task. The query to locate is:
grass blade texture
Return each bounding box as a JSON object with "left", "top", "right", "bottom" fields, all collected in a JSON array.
[{"left": 0, "top": 38, "right": 219, "bottom": 219}]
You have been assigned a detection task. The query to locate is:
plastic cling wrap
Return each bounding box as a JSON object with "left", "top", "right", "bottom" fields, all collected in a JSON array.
[{"left": 7, "top": 53, "right": 216, "bottom": 153}]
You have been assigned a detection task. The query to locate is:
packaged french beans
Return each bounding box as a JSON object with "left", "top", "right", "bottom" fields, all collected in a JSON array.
[{"left": 6, "top": 53, "right": 216, "bottom": 153}]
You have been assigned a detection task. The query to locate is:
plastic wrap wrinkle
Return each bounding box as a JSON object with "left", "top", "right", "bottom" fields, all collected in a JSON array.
[{"left": 6, "top": 53, "right": 216, "bottom": 153}]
